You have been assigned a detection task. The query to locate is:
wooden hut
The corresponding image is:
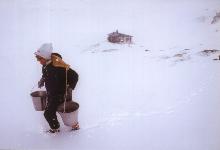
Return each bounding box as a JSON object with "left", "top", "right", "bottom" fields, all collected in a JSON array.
[{"left": 107, "top": 30, "right": 133, "bottom": 44}]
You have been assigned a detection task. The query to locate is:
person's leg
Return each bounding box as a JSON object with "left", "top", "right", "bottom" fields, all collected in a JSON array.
[{"left": 44, "top": 97, "right": 60, "bottom": 129}]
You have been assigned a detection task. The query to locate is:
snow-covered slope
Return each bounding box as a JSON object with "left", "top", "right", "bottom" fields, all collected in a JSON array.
[{"left": 0, "top": 0, "right": 220, "bottom": 149}]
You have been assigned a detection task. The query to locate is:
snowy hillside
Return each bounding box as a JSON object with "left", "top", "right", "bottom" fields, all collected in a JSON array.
[{"left": 0, "top": 0, "right": 220, "bottom": 149}]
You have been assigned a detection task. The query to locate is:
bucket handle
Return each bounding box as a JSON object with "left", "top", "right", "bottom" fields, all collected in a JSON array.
[{"left": 30, "top": 83, "right": 38, "bottom": 93}]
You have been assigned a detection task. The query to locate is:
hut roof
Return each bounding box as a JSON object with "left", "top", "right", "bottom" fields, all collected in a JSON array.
[{"left": 108, "top": 30, "right": 132, "bottom": 37}]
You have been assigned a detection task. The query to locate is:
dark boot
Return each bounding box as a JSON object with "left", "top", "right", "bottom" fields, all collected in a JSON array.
[{"left": 47, "top": 128, "right": 60, "bottom": 133}]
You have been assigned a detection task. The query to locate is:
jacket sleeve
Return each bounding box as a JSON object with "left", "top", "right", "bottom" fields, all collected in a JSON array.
[
  {"left": 42, "top": 66, "right": 46, "bottom": 79},
  {"left": 67, "top": 68, "right": 79, "bottom": 90}
]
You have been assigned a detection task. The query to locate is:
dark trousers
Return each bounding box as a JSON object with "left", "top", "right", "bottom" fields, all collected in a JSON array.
[{"left": 44, "top": 95, "right": 64, "bottom": 129}]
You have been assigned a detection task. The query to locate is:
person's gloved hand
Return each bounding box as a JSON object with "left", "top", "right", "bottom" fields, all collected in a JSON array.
[{"left": 38, "top": 78, "right": 45, "bottom": 88}]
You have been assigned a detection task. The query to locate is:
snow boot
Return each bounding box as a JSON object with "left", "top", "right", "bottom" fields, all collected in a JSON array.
[
  {"left": 71, "top": 122, "right": 80, "bottom": 131},
  {"left": 47, "top": 128, "right": 60, "bottom": 133}
]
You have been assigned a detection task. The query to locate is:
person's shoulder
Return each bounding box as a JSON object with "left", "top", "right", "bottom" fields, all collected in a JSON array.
[
  {"left": 53, "top": 66, "right": 66, "bottom": 72},
  {"left": 45, "top": 62, "right": 59, "bottom": 71},
  {"left": 68, "top": 67, "right": 78, "bottom": 76}
]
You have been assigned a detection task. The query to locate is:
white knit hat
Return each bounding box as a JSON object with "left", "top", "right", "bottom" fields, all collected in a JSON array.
[{"left": 34, "top": 43, "right": 53, "bottom": 60}]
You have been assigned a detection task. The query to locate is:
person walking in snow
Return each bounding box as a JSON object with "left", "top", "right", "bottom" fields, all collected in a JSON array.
[
  {"left": 34, "top": 43, "right": 78, "bottom": 133},
  {"left": 38, "top": 52, "right": 78, "bottom": 101}
]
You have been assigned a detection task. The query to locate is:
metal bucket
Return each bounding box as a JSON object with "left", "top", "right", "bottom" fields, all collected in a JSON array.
[
  {"left": 57, "top": 101, "right": 79, "bottom": 127},
  {"left": 30, "top": 91, "right": 47, "bottom": 111}
]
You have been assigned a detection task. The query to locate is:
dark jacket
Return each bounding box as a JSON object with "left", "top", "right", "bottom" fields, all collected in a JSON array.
[
  {"left": 42, "top": 62, "right": 66, "bottom": 96},
  {"left": 42, "top": 62, "right": 78, "bottom": 97}
]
